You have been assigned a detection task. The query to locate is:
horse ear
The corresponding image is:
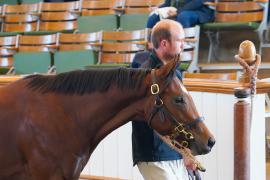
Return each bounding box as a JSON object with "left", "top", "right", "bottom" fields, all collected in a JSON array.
[{"left": 156, "top": 55, "right": 179, "bottom": 79}]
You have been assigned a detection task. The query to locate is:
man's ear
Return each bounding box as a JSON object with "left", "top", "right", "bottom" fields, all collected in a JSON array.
[
  {"left": 156, "top": 55, "right": 179, "bottom": 79},
  {"left": 160, "top": 39, "right": 166, "bottom": 46}
]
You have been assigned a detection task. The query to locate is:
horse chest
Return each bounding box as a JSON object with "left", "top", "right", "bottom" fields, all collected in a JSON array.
[{"left": 61, "top": 153, "right": 89, "bottom": 180}]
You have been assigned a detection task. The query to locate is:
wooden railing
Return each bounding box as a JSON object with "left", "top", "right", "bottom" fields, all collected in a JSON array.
[
  {"left": 1, "top": 76, "right": 270, "bottom": 94},
  {"left": 79, "top": 174, "right": 124, "bottom": 180}
]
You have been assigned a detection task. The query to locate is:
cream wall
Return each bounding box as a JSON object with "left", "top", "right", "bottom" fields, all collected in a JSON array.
[{"left": 82, "top": 92, "right": 266, "bottom": 180}]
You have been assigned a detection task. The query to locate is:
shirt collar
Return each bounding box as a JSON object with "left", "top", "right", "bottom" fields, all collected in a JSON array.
[
  {"left": 149, "top": 50, "right": 183, "bottom": 81},
  {"left": 150, "top": 50, "right": 163, "bottom": 68}
]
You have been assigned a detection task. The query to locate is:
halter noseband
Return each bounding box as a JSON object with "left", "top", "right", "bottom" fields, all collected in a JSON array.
[{"left": 148, "top": 69, "right": 204, "bottom": 146}]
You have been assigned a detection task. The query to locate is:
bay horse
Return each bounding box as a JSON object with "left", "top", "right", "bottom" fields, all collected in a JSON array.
[{"left": 0, "top": 58, "right": 215, "bottom": 180}]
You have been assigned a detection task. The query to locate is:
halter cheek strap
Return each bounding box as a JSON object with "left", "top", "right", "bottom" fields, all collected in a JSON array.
[
  {"left": 147, "top": 70, "right": 206, "bottom": 172},
  {"left": 184, "top": 117, "right": 204, "bottom": 129},
  {"left": 148, "top": 69, "right": 169, "bottom": 126},
  {"left": 148, "top": 69, "right": 204, "bottom": 136}
]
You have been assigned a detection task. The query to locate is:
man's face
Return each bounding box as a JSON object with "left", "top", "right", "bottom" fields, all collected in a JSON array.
[{"left": 164, "top": 26, "right": 185, "bottom": 60}]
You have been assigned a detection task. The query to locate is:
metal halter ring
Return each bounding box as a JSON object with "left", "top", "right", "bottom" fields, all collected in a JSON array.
[
  {"left": 151, "top": 84, "right": 160, "bottom": 95},
  {"left": 175, "top": 124, "right": 184, "bottom": 133},
  {"left": 181, "top": 141, "right": 189, "bottom": 148},
  {"left": 185, "top": 132, "right": 194, "bottom": 140},
  {"left": 154, "top": 99, "right": 163, "bottom": 106}
]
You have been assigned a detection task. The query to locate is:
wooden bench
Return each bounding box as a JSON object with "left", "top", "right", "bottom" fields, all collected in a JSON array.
[{"left": 202, "top": 0, "right": 269, "bottom": 62}]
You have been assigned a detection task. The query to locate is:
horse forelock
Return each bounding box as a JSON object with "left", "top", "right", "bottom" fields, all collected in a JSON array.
[{"left": 25, "top": 68, "right": 151, "bottom": 95}]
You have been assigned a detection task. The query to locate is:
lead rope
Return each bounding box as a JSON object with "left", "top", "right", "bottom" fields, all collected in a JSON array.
[
  {"left": 237, "top": 55, "right": 261, "bottom": 127},
  {"left": 155, "top": 131, "right": 206, "bottom": 172}
]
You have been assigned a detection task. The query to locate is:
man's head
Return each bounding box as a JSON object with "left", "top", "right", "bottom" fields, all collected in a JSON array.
[{"left": 151, "top": 19, "right": 185, "bottom": 63}]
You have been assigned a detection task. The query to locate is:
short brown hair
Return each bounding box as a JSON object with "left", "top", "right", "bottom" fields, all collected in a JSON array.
[{"left": 151, "top": 27, "right": 172, "bottom": 49}]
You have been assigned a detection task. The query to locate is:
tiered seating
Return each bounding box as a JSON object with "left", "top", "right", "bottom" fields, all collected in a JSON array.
[
  {"left": 0, "top": 0, "right": 17, "bottom": 5},
  {"left": 1, "top": 29, "right": 147, "bottom": 74},
  {"left": 78, "top": 14, "right": 117, "bottom": 33},
  {"left": 58, "top": 32, "right": 101, "bottom": 51},
  {"left": 181, "top": 25, "right": 200, "bottom": 72},
  {"left": 0, "top": 0, "right": 163, "bottom": 33},
  {"left": 118, "top": 0, "right": 163, "bottom": 30},
  {"left": 0, "top": 0, "right": 214, "bottom": 75},
  {"left": 81, "top": 0, "right": 119, "bottom": 16},
  {"left": 119, "top": 0, "right": 163, "bottom": 14},
  {"left": 54, "top": 32, "right": 101, "bottom": 73},
  {"left": 78, "top": 0, "right": 119, "bottom": 33},
  {"left": 203, "top": 1, "right": 269, "bottom": 62},
  {"left": 2, "top": 3, "right": 40, "bottom": 33},
  {"left": 79, "top": 0, "right": 163, "bottom": 32},
  {"left": 3, "top": 15, "right": 39, "bottom": 32},
  {"left": 20, "top": 0, "right": 42, "bottom": 4},
  {"left": 0, "top": 35, "right": 18, "bottom": 72},
  {"left": 17, "top": 33, "right": 58, "bottom": 52},
  {"left": 13, "top": 33, "right": 58, "bottom": 74},
  {"left": 0, "top": 24, "right": 202, "bottom": 74},
  {"left": 39, "top": 1, "right": 80, "bottom": 32},
  {"left": 99, "top": 29, "right": 147, "bottom": 64}
]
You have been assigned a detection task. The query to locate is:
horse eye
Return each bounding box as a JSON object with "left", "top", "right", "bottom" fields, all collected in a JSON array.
[{"left": 174, "top": 96, "right": 185, "bottom": 104}]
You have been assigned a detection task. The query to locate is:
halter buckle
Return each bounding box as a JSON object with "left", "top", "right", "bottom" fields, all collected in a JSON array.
[
  {"left": 155, "top": 99, "right": 163, "bottom": 106},
  {"left": 181, "top": 141, "right": 189, "bottom": 148},
  {"left": 151, "top": 84, "right": 160, "bottom": 95}
]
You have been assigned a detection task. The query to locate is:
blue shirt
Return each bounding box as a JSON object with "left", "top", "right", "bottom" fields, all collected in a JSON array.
[{"left": 132, "top": 51, "right": 183, "bottom": 165}]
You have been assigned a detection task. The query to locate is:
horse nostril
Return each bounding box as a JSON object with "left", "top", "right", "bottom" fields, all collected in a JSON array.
[{"left": 207, "top": 137, "right": 215, "bottom": 148}]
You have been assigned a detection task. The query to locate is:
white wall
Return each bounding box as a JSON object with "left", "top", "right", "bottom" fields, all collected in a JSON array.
[{"left": 82, "top": 92, "right": 266, "bottom": 180}]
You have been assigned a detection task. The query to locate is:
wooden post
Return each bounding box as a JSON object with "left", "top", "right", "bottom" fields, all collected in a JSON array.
[
  {"left": 236, "top": 40, "right": 256, "bottom": 84},
  {"left": 234, "top": 88, "right": 251, "bottom": 180},
  {"left": 233, "top": 40, "right": 260, "bottom": 180}
]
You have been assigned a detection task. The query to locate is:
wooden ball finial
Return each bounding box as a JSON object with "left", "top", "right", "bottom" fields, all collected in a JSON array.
[{"left": 238, "top": 40, "right": 256, "bottom": 65}]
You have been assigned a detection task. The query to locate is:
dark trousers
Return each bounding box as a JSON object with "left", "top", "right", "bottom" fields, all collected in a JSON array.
[
  {"left": 147, "top": 10, "right": 200, "bottom": 28},
  {"left": 44, "top": 0, "right": 77, "bottom": 2}
]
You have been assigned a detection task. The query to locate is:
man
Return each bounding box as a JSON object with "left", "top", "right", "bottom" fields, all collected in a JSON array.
[
  {"left": 132, "top": 19, "right": 197, "bottom": 180},
  {"left": 147, "top": 0, "right": 214, "bottom": 28}
]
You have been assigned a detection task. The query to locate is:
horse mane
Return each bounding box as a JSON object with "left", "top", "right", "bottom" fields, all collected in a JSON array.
[{"left": 25, "top": 67, "right": 151, "bottom": 95}]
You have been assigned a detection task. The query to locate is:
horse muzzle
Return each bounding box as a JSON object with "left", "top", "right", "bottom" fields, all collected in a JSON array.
[{"left": 189, "top": 136, "right": 216, "bottom": 155}]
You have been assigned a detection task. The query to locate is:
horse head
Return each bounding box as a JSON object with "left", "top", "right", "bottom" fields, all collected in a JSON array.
[{"left": 143, "top": 56, "right": 215, "bottom": 156}]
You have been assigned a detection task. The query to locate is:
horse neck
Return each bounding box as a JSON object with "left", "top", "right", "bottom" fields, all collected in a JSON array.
[{"left": 60, "top": 85, "right": 147, "bottom": 153}]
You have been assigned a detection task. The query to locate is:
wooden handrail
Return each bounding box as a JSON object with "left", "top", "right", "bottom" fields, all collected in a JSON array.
[
  {"left": 184, "top": 72, "right": 237, "bottom": 80},
  {"left": 184, "top": 38, "right": 197, "bottom": 43},
  {"left": 1, "top": 76, "right": 270, "bottom": 94},
  {"left": 79, "top": 174, "right": 125, "bottom": 180},
  {"left": 254, "top": 0, "right": 268, "bottom": 3}
]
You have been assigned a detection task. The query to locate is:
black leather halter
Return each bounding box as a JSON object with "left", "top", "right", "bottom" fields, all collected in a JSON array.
[{"left": 148, "top": 69, "right": 204, "bottom": 134}]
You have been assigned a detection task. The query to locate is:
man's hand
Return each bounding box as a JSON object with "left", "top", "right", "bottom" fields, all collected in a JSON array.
[
  {"left": 182, "top": 149, "right": 202, "bottom": 180},
  {"left": 156, "top": 7, "right": 177, "bottom": 19},
  {"left": 182, "top": 148, "right": 197, "bottom": 171},
  {"left": 183, "top": 154, "right": 197, "bottom": 171},
  {"left": 167, "top": 7, "right": 177, "bottom": 17}
]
